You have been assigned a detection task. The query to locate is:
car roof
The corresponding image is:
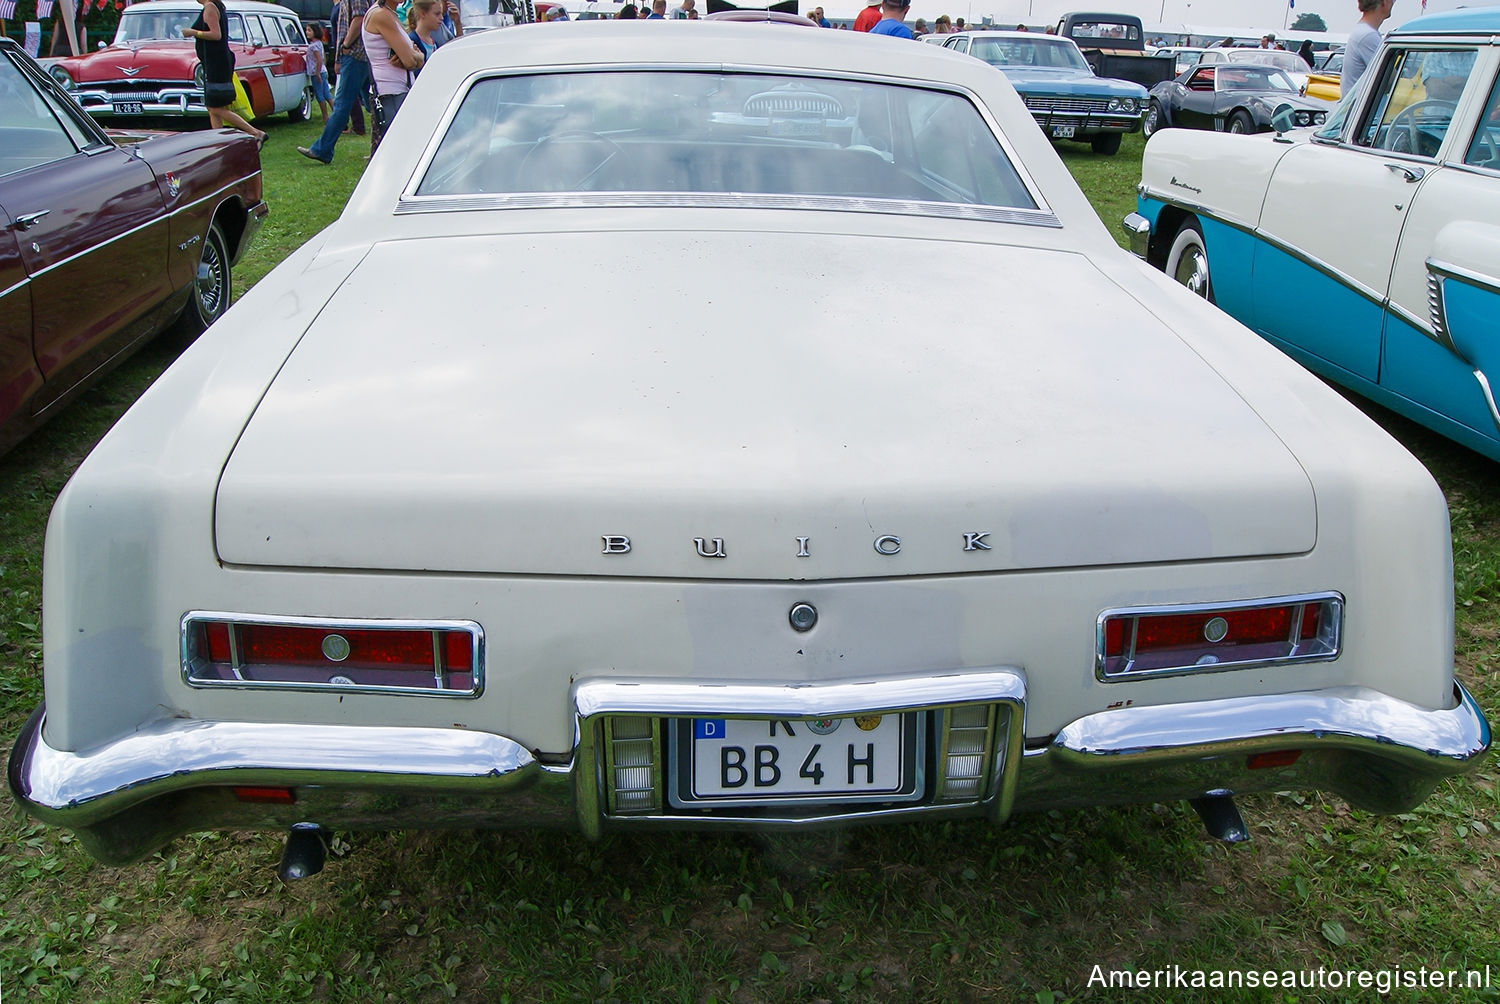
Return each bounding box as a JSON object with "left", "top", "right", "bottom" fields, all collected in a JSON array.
[
  {"left": 434, "top": 21, "right": 989, "bottom": 82},
  {"left": 959, "top": 31, "right": 1075, "bottom": 41},
  {"left": 122, "top": 0, "right": 302, "bottom": 13},
  {"left": 1394, "top": 8, "right": 1500, "bottom": 34}
]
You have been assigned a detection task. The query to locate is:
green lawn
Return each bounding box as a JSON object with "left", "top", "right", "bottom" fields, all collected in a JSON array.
[{"left": 0, "top": 123, "right": 1495, "bottom": 1003}]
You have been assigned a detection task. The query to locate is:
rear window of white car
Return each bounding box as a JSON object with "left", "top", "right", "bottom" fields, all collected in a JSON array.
[{"left": 415, "top": 71, "right": 1038, "bottom": 210}]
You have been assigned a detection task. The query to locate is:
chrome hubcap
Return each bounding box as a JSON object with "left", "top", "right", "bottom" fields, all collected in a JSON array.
[
  {"left": 195, "top": 239, "right": 224, "bottom": 318},
  {"left": 1174, "top": 245, "right": 1210, "bottom": 297}
]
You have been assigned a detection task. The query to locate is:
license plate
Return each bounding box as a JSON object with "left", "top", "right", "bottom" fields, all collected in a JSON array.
[
  {"left": 113, "top": 102, "right": 145, "bottom": 115},
  {"left": 1051, "top": 125, "right": 1076, "bottom": 138},
  {"left": 668, "top": 713, "right": 922, "bottom": 809}
]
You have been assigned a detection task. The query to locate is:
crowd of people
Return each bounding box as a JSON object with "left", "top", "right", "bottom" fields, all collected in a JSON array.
[{"left": 298, "top": 0, "right": 463, "bottom": 164}]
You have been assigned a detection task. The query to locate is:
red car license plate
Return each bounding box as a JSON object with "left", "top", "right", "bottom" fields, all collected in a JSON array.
[
  {"left": 668, "top": 713, "right": 922, "bottom": 809},
  {"left": 113, "top": 101, "right": 145, "bottom": 115}
]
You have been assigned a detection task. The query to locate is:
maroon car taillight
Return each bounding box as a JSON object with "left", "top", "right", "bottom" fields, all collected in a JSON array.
[
  {"left": 182, "top": 614, "right": 483, "bottom": 697},
  {"left": 1097, "top": 594, "right": 1342, "bottom": 680}
]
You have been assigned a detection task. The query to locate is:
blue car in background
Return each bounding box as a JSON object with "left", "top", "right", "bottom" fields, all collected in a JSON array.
[
  {"left": 929, "top": 29, "right": 1147, "bottom": 154},
  {"left": 1131, "top": 8, "right": 1500, "bottom": 462}
]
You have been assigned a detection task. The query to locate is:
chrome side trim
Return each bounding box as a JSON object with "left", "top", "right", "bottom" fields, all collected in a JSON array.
[
  {"left": 25, "top": 172, "right": 259, "bottom": 282},
  {"left": 180, "top": 610, "right": 486, "bottom": 699},
  {"left": 1427, "top": 267, "right": 1451, "bottom": 348},
  {"left": 1388, "top": 296, "right": 1446, "bottom": 349},
  {"left": 1472, "top": 369, "right": 1500, "bottom": 441},
  {"left": 1135, "top": 188, "right": 1257, "bottom": 236},
  {"left": 1138, "top": 190, "right": 1388, "bottom": 308},
  {"left": 1249, "top": 225, "right": 1387, "bottom": 308},
  {"left": 0, "top": 275, "right": 29, "bottom": 300},
  {"left": 1428, "top": 256, "right": 1500, "bottom": 296},
  {"left": 396, "top": 192, "right": 1062, "bottom": 227}
]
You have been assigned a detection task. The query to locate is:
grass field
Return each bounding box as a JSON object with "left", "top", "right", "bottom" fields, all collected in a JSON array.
[{"left": 1, "top": 121, "right": 1496, "bottom": 1003}]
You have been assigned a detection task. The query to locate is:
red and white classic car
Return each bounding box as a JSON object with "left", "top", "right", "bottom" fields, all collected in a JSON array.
[{"left": 47, "top": 0, "right": 313, "bottom": 121}]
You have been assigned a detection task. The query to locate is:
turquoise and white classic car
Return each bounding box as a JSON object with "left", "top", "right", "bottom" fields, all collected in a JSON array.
[{"left": 1131, "top": 8, "right": 1500, "bottom": 463}]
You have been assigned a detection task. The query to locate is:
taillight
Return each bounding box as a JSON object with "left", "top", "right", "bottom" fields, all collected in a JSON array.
[
  {"left": 1097, "top": 594, "right": 1341, "bottom": 680},
  {"left": 183, "top": 614, "right": 482, "bottom": 697}
]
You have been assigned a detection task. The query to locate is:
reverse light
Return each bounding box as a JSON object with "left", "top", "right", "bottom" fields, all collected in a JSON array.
[
  {"left": 1097, "top": 593, "right": 1341, "bottom": 681},
  {"left": 183, "top": 613, "right": 483, "bottom": 697}
]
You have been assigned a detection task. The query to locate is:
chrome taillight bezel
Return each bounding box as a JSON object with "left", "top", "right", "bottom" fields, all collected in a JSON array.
[
  {"left": 1095, "top": 592, "right": 1343, "bottom": 682},
  {"left": 181, "top": 611, "right": 485, "bottom": 698}
]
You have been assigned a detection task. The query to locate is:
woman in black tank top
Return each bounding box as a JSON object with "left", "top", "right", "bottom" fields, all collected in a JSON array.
[{"left": 183, "top": 0, "right": 266, "bottom": 146}]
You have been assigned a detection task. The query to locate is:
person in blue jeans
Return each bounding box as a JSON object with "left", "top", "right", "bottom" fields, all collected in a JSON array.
[{"left": 299, "top": 0, "right": 372, "bottom": 164}]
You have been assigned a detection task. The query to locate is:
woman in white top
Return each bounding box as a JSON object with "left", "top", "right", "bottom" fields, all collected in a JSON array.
[{"left": 362, "top": 0, "right": 425, "bottom": 153}]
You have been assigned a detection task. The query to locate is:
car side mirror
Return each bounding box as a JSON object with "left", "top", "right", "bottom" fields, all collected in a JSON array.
[
  {"left": 1271, "top": 103, "right": 1296, "bottom": 139},
  {"left": 97, "top": 40, "right": 107, "bottom": 49}
]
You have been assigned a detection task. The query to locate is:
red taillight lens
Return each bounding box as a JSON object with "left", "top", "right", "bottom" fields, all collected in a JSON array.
[
  {"left": 1099, "top": 595, "right": 1340, "bottom": 679},
  {"left": 185, "top": 616, "right": 481, "bottom": 695},
  {"left": 233, "top": 786, "right": 297, "bottom": 804},
  {"left": 1247, "top": 750, "right": 1302, "bottom": 770}
]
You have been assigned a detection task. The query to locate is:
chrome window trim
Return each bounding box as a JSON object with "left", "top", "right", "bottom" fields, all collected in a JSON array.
[
  {"left": 1094, "top": 591, "right": 1345, "bottom": 683},
  {"left": 180, "top": 610, "right": 486, "bottom": 699},
  {"left": 397, "top": 192, "right": 1062, "bottom": 227},
  {"left": 24, "top": 172, "right": 258, "bottom": 282},
  {"left": 397, "top": 63, "right": 1056, "bottom": 221}
]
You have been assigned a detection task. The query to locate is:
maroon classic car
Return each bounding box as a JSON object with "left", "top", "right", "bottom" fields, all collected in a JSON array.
[
  {"left": 0, "top": 37, "right": 267, "bottom": 455},
  {"left": 47, "top": 0, "right": 312, "bottom": 122}
]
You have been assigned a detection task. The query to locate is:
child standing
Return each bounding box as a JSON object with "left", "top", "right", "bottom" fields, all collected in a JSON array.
[{"left": 305, "top": 23, "right": 332, "bottom": 123}]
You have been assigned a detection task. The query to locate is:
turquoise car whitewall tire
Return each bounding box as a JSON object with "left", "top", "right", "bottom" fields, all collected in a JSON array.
[{"left": 1166, "top": 220, "right": 1213, "bottom": 303}]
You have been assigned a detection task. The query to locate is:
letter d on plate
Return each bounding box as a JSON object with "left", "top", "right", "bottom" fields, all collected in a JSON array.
[{"left": 695, "top": 719, "right": 726, "bottom": 740}]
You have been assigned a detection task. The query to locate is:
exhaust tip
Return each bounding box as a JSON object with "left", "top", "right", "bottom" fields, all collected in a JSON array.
[
  {"left": 277, "top": 822, "right": 328, "bottom": 881},
  {"left": 1189, "top": 792, "right": 1250, "bottom": 844}
]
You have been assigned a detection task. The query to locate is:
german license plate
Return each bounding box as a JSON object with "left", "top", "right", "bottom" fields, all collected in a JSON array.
[
  {"left": 669, "top": 713, "right": 922, "bottom": 809},
  {"left": 113, "top": 102, "right": 145, "bottom": 115},
  {"left": 1051, "top": 125, "right": 1076, "bottom": 138}
]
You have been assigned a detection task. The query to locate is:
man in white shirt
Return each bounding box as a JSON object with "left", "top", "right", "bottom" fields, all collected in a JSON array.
[{"left": 1345, "top": 0, "right": 1396, "bottom": 94}]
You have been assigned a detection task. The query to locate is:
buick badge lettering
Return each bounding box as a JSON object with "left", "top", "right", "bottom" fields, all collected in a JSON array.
[
  {"left": 694, "top": 537, "right": 727, "bottom": 558},
  {"left": 596, "top": 532, "right": 995, "bottom": 556}
]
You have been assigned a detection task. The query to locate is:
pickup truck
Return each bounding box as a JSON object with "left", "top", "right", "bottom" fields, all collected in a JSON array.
[{"left": 1056, "top": 12, "right": 1176, "bottom": 90}]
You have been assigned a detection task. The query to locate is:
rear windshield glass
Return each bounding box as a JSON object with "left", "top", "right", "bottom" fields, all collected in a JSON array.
[{"left": 415, "top": 71, "right": 1037, "bottom": 210}]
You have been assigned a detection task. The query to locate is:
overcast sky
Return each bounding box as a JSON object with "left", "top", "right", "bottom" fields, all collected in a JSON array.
[{"left": 816, "top": 0, "right": 1500, "bottom": 33}]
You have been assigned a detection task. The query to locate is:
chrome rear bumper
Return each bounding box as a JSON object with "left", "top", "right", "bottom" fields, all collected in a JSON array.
[{"left": 9, "top": 676, "right": 1490, "bottom": 864}]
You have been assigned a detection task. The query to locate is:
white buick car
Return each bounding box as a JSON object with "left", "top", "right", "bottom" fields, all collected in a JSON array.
[{"left": 9, "top": 23, "right": 1489, "bottom": 876}]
